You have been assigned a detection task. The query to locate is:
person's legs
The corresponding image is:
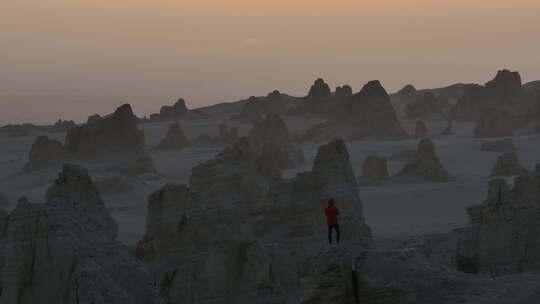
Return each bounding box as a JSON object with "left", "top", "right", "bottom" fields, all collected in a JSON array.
[
  {"left": 328, "top": 224, "right": 333, "bottom": 244},
  {"left": 336, "top": 223, "right": 340, "bottom": 244}
]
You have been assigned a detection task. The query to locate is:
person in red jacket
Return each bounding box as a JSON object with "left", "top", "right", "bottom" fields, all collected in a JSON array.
[{"left": 324, "top": 198, "right": 340, "bottom": 245}]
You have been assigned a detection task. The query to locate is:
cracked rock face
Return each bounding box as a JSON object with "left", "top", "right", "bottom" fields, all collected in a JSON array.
[
  {"left": 248, "top": 113, "right": 305, "bottom": 178},
  {"left": 396, "top": 138, "right": 449, "bottom": 182},
  {"left": 65, "top": 104, "right": 144, "bottom": 157},
  {"left": 0, "top": 164, "right": 157, "bottom": 304},
  {"left": 156, "top": 122, "right": 188, "bottom": 150},
  {"left": 137, "top": 138, "right": 371, "bottom": 304},
  {"left": 23, "top": 135, "right": 67, "bottom": 172},
  {"left": 456, "top": 169, "right": 540, "bottom": 275},
  {"left": 489, "top": 152, "right": 527, "bottom": 177}
]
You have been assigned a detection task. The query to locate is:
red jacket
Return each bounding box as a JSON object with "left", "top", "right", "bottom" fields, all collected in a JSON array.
[{"left": 325, "top": 202, "right": 339, "bottom": 225}]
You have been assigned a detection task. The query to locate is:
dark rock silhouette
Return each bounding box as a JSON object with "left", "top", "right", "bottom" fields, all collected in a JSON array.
[
  {"left": 396, "top": 138, "right": 449, "bottom": 182},
  {"left": 348, "top": 81, "right": 407, "bottom": 139},
  {"left": 414, "top": 120, "right": 429, "bottom": 138},
  {"left": 156, "top": 122, "right": 188, "bottom": 150},
  {"left": 23, "top": 136, "right": 67, "bottom": 172},
  {"left": 335, "top": 85, "right": 353, "bottom": 103},
  {"left": 404, "top": 92, "right": 447, "bottom": 118},
  {"left": 50, "top": 119, "right": 76, "bottom": 133},
  {"left": 398, "top": 84, "right": 417, "bottom": 95},
  {"left": 87, "top": 114, "right": 101, "bottom": 123},
  {"left": 294, "top": 78, "right": 334, "bottom": 114},
  {"left": 65, "top": 104, "right": 144, "bottom": 157},
  {"left": 489, "top": 152, "right": 527, "bottom": 177}
]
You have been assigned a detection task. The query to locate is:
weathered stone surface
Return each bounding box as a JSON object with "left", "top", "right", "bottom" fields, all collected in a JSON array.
[
  {"left": 301, "top": 247, "right": 355, "bottom": 303},
  {"left": 474, "top": 108, "right": 513, "bottom": 138},
  {"left": 361, "top": 155, "right": 389, "bottom": 183},
  {"left": 414, "top": 120, "right": 429, "bottom": 138},
  {"left": 156, "top": 122, "right": 188, "bottom": 150},
  {"left": 23, "top": 135, "right": 67, "bottom": 172},
  {"left": 348, "top": 81, "right": 407, "bottom": 139},
  {"left": 450, "top": 70, "right": 536, "bottom": 127},
  {"left": 456, "top": 169, "right": 540, "bottom": 275},
  {"left": 65, "top": 104, "right": 144, "bottom": 157},
  {"left": 396, "top": 138, "right": 449, "bottom": 182},
  {"left": 489, "top": 152, "right": 527, "bottom": 177},
  {"left": 137, "top": 138, "right": 372, "bottom": 304},
  {"left": 480, "top": 138, "right": 516, "bottom": 153},
  {"left": 404, "top": 92, "right": 447, "bottom": 118},
  {"left": 397, "top": 84, "right": 417, "bottom": 95},
  {"left": 248, "top": 113, "right": 305, "bottom": 177},
  {"left": 0, "top": 164, "right": 157, "bottom": 304}
]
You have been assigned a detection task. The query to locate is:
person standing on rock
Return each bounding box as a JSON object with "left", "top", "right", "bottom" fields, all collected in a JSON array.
[{"left": 325, "top": 198, "right": 340, "bottom": 245}]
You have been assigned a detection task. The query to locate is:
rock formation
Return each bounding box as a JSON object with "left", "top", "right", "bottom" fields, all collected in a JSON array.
[
  {"left": 489, "top": 152, "right": 527, "bottom": 177},
  {"left": 335, "top": 85, "right": 353, "bottom": 103},
  {"left": 481, "top": 138, "right": 516, "bottom": 153},
  {"left": 397, "top": 84, "right": 417, "bottom": 95},
  {"left": 450, "top": 70, "right": 536, "bottom": 127},
  {"left": 87, "top": 114, "right": 101, "bottom": 123},
  {"left": 236, "top": 91, "right": 290, "bottom": 122},
  {"left": 0, "top": 124, "right": 32, "bottom": 138},
  {"left": 50, "top": 119, "right": 76, "bottom": 133},
  {"left": 0, "top": 164, "right": 157, "bottom": 304},
  {"left": 396, "top": 138, "right": 449, "bottom": 182},
  {"left": 294, "top": 78, "right": 334, "bottom": 114},
  {"left": 156, "top": 122, "right": 188, "bottom": 150},
  {"left": 473, "top": 108, "right": 513, "bottom": 138},
  {"left": 414, "top": 120, "right": 429, "bottom": 138},
  {"left": 348, "top": 81, "right": 407, "bottom": 139},
  {"left": 23, "top": 136, "right": 67, "bottom": 172},
  {"left": 247, "top": 113, "right": 305, "bottom": 177},
  {"left": 65, "top": 104, "right": 144, "bottom": 157},
  {"left": 156, "top": 98, "right": 188, "bottom": 120},
  {"left": 404, "top": 92, "right": 447, "bottom": 118},
  {"left": 361, "top": 155, "right": 389, "bottom": 182},
  {"left": 456, "top": 167, "right": 540, "bottom": 275},
  {"left": 136, "top": 138, "right": 372, "bottom": 303}
]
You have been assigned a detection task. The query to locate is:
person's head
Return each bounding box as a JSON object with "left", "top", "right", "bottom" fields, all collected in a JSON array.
[{"left": 327, "top": 198, "right": 336, "bottom": 206}]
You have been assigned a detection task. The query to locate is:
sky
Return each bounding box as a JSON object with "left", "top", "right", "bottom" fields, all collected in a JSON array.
[{"left": 1, "top": 0, "right": 540, "bottom": 124}]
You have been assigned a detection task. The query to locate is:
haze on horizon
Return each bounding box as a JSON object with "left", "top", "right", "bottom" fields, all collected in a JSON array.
[{"left": 1, "top": 0, "right": 539, "bottom": 124}]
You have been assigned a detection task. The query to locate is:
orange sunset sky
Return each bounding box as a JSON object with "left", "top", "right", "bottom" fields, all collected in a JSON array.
[{"left": 1, "top": 0, "right": 539, "bottom": 123}]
